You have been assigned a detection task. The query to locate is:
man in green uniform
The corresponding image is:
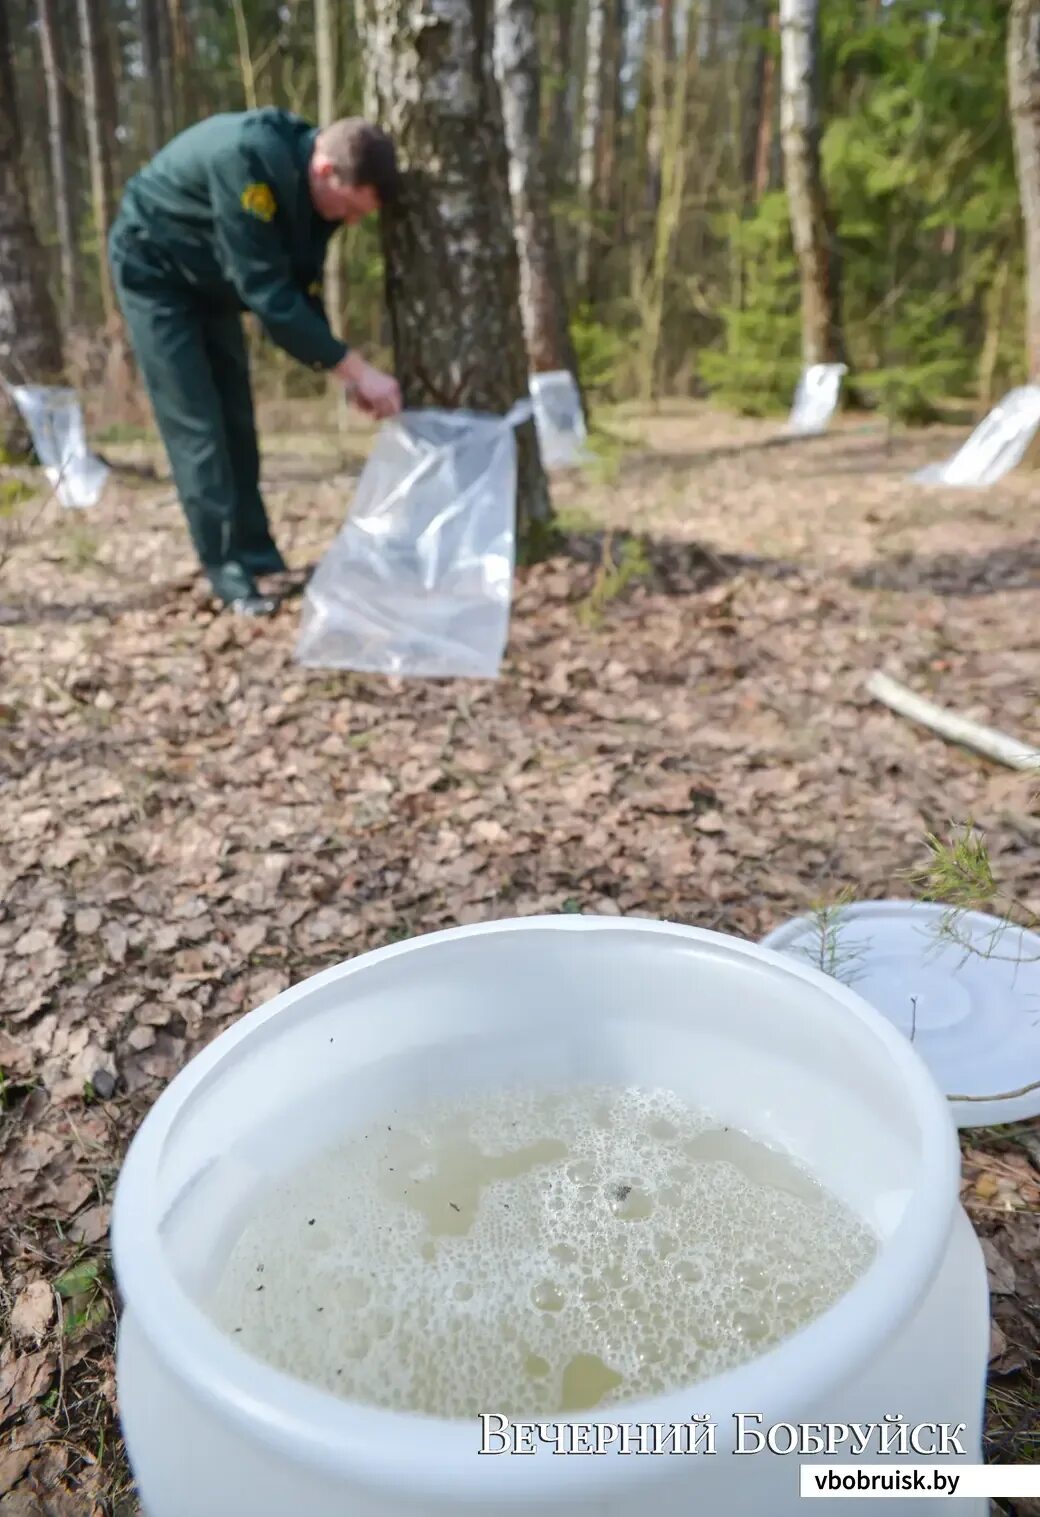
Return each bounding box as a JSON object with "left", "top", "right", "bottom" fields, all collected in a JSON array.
[{"left": 109, "top": 111, "right": 403, "bottom": 616}]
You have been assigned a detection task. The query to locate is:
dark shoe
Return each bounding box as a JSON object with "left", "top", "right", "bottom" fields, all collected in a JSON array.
[
  {"left": 257, "top": 564, "right": 314, "bottom": 600},
  {"left": 228, "top": 593, "right": 280, "bottom": 617},
  {"left": 240, "top": 548, "right": 289, "bottom": 577},
  {"left": 208, "top": 559, "right": 263, "bottom": 605}
]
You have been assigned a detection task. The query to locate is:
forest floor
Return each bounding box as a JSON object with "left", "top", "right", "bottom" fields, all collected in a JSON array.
[{"left": 1, "top": 396, "right": 1038, "bottom": 1514}]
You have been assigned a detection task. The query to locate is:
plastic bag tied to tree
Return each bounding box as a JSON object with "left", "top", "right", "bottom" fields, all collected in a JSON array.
[
  {"left": 295, "top": 400, "right": 533, "bottom": 680},
  {"left": 529, "top": 370, "right": 588, "bottom": 470},
  {"left": 786, "top": 363, "right": 847, "bottom": 436},
  {"left": 7, "top": 385, "right": 110, "bottom": 509},
  {"left": 913, "top": 385, "right": 1040, "bottom": 487}
]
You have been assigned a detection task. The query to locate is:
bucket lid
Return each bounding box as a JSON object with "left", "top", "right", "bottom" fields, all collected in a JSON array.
[{"left": 760, "top": 899, "right": 1040, "bottom": 1129}]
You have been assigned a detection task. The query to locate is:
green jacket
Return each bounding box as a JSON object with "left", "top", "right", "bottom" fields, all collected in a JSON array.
[{"left": 115, "top": 109, "right": 348, "bottom": 371}]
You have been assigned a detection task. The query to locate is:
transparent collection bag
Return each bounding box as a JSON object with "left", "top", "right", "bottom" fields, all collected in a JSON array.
[
  {"left": 7, "top": 384, "right": 109, "bottom": 508},
  {"left": 786, "top": 363, "right": 847, "bottom": 436},
  {"left": 530, "top": 370, "right": 589, "bottom": 469},
  {"left": 296, "top": 401, "right": 533, "bottom": 680},
  {"left": 913, "top": 386, "right": 1040, "bottom": 487}
]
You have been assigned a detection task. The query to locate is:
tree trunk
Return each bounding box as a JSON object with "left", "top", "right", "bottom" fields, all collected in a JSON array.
[
  {"left": 157, "top": 0, "right": 176, "bottom": 139},
  {"left": 1009, "top": 0, "right": 1040, "bottom": 382},
  {"left": 0, "top": 0, "right": 65, "bottom": 455},
  {"left": 779, "top": 0, "right": 845, "bottom": 366},
  {"left": 315, "top": 0, "right": 344, "bottom": 334},
  {"left": 140, "top": 0, "right": 169, "bottom": 155},
  {"left": 78, "top": 0, "right": 140, "bottom": 414},
  {"left": 598, "top": 0, "right": 624, "bottom": 215},
  {"left": 548, "top": 0, "right": 577, "bottom": 192},
  {"left": 746, "top": 1, "right": 778, "bottom": 202},
  {"left": 76, "top": 0, "right": 117, "bottom": 321},
  {"left": 231, "top": 0, "right": 259, "bottom": 109},
  {"left": 575, "top": 0, "right": 607, "bottom": 296},
  {"left": 37, "top": 0, "right": 80, "bottom": 325},
  {"left": 977, "top": 254, "right": 1010, "bottom": 412},
  {"left": 354, "top": 0, "right": 552, "bottom": 546},
  {"left": 97, "top": 2, "right": 123, "bottom": 186},
  {"left": 645, "top": 0, "right": 674, "bottom": 213},
  {"left": 493, "top": 0, "right": 581, "bottom": 390},
  {"left": 632, "top": 0, "right": 694, "bottom": 402},
  {"left": 167, "top": 0, "right": 196, "bottom": 128}
]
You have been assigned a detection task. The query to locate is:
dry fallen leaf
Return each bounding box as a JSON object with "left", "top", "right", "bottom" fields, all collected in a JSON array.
[
  {"left": 32, "top": 1171, "right": 94, "bottom": 1216},
  {"left": 0, "top": 1034, "right": 32, "bottom": 1081},
  {"left": 0, "top": 1447, "right": 34, "bottom": 1497},
  {"left": 101, "top": 923, "right": 128, "bottom": 963},
  {"left": 987, "top": 1320, "right": 1007, "bottom": 1363},
  {"left": 988, "top": 1237, "right": 1018, "bottom": 1298},
  {"left": 10, "top": 1282, "right": 54, "bottom": 1344},
  {"left": 13, "top": 929, "right": 54, "bottom": 958},
  {"left": 0, "top": 1349, "right": 56, "bottom": 1425},
  {"left": 0, "top": 1486, "right": 87, "bottom": 1517},
  {"left": 68, "top": 1204, "right": 112, "bottom": 1248},
  {"left": 233, "top": 922, "right": 267, "bottom": 955}
]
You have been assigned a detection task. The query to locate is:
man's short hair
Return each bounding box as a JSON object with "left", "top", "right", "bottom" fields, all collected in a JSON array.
[{"left": 316, "top": 118, "right": 400, "bottom": 205}]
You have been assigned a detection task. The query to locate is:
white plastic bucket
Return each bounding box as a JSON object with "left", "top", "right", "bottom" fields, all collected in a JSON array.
[{"left": 110, "top": 916, "right": 988, "bottom": 1516}]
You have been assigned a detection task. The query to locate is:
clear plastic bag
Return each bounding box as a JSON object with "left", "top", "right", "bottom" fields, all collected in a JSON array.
[
  {"left": 786, "top": 363, "right": 847, "bottom": 436},
  {"left": 295, "top": 401, "right": 532, "bottom": 680},
  {"left": 913, "top": 386, "right": 1040, "bottom": 487},
  {"left": 7, "top": 384, "right": 109, "bottom": 508},
  {"left": 530, "top": 370, "right": 588, "bottom": 469}
]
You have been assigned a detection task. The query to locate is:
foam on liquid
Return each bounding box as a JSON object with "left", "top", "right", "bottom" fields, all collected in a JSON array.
[{"left": 205, "top": 1085, "right": 877, "bottom": 1415}]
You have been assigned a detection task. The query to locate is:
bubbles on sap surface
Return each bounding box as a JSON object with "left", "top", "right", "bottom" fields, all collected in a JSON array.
[
  {"left": 532, "top": 1279, "right": 565, "bottom": 1312},
  {"left": 206, "top": 1084, "right": 877, "bottom": 1419}
]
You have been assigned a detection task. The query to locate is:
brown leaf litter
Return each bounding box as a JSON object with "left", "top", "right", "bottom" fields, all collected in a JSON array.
[{"left": 0, "top": 401, "right": 1038, "bottom": 1511}]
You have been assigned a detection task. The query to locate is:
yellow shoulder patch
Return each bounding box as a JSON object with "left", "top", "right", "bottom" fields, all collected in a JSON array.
[
  {"left": 308, "top": 279, "right": 323, "bottom": 298},
  {"left": 240, "top": 182, "right": 277, "bottom": 222}
]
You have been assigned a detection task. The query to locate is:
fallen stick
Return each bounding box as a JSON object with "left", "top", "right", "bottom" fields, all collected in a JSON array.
[
  {"left": 866, "top": 671, "right": 1040, "bottom": 773},
  {"left": 947, "top": 1076, "right": 1040, "bottom": 1103}
]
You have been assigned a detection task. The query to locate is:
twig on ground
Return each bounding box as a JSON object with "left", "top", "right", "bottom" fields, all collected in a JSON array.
[
  {"left": 867, "top": 671, "right": 1040, "bottom": 772},
  {"left": 53, "top": 1285, "right": 68, "bottom": 1432},
  {"left": 948, "top": 1078, "right": 1040, "bottom": 1104}
]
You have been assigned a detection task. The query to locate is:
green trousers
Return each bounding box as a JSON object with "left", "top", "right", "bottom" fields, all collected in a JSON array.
[{"left": 109, "top": 219, "right": 286, "bottom": 604}]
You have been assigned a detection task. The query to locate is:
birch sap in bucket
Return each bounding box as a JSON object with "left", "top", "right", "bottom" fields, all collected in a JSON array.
[
  {"left": 203, "top": 1083, "right": 879, "bottom": 1418},
  {"left": 111, "top": 917, "right": 988, "bottom": 1517}
]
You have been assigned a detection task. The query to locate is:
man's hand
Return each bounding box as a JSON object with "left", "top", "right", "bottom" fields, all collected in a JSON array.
[{"left": 335, "top": 351, "right": 402, "bottom": 420}]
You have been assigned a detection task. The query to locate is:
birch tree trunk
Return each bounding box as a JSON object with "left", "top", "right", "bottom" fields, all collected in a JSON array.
[
  {"left": 315, "top": 0, "right": 344, "bottom": 336},
  {"left": 779, "top": 0, "right": 846, "bottom": 366},
  {"left": 76, "top": 0, "right": 117, "bottom": 321},
  {"left": 37, "top": 0, "right": 80, "bottom": 325},
  {"left": 354, "top": 0, "right": 552, "bottom": 545},
  {"left": 0, "top": 0, "right": 65, "bottom": 455},
  {"left": 493, "top": 0, "right": 581, "bottom": 389},
  {"left": 575, "top": 0, "right": 607, "bottom": 295},
  {"left": 1009, "top": 0, "right": 1040, "bottom": 381}
]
